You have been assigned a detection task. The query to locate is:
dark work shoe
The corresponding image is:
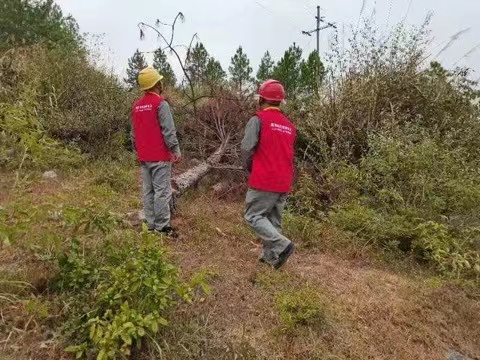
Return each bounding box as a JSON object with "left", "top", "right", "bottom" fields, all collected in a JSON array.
[
  {"left": 273, "top": 243, "right": 295, "bottom": 270},
  {"left": 144, "top": 220, "right": 155, "bottom": 232},
  {"left": 154, "top": 226, "right": 178, "bottom": 238}
]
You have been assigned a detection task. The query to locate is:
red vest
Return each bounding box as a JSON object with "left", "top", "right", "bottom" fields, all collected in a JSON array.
[
  {"left": 132, "top": 92, "right": 172, "bottom": 162},
  {"left": 248, "top": 108, "right": 296, "bottom": 193}
]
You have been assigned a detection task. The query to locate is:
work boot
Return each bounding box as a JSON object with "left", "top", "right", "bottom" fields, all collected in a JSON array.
[
  {"left": 150, "top": 226, "right": 178, "bottom": 239},
  {"left": 143, "top": 220, "right": 154, "bottom": 232},
  {"left": 273, "top": 243, "right": 295, "bottom": 270},
  {"left": 258, "top": 247, "right": 268, "bottom": 264}
]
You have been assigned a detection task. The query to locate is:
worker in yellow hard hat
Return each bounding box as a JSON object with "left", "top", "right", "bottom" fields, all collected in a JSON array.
[
  {"left": 137, "top": 66, "right": 163, "bottom": 91},
  {"left": 131, "top": 66, "right": 181, "bottom": 237}
]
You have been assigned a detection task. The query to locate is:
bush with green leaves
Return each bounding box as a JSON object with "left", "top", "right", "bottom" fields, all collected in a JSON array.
[
  {"left": 326, "top": 131, "right": 480, "bottom": 279},
  {"left": 292, "top": 17, "right": 480, "bottom": 281},
  {"left": 57, "top": 233, "right": 201, "bottom": 359},
  {"left": 297, "top": 17, "right": 480, "bottom": 166},
  {"left": 1, "top": 0, "right": 134, "bottom": 162},
  {"left": 0, "top": 85, "right": 84, "bottom": 171},
  {"left": 414, "top": 222, "right": 480, "bottom": 277},
  {"left": 1, "top": 45, "right": 133, "bottom": 158}
]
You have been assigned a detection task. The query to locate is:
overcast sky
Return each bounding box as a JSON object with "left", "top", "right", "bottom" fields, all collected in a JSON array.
[{"left": 56, "top": 0, "right": 480, "bottom": 80}]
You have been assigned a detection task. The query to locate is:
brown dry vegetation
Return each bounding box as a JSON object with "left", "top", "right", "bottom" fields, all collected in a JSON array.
[
  {"left": 1, "top": 167, "right": 479, "bottom": 360},
  {"left": 163, "top": 194, "right": 480, "bottom": 360}
]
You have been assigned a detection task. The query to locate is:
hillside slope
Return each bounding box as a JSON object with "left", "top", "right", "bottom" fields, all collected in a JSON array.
[{"left": 1, "top": 164, "right": 479, "bottom": 359}]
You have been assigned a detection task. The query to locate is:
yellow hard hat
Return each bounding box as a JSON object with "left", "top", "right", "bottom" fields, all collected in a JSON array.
[{"left": 137, "top": 67, "right": 164, "bottom": 91}]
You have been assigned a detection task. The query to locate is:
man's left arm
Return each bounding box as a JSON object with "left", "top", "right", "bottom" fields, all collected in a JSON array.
[{"left": 158, "top": 101, "right": 181, "bottom": 159}]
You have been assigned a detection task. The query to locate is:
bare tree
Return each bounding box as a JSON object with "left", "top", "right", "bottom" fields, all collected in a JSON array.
[
  {"left": 138, "top": 13, "right": 199, "bottom": 115},
  {"left": 138, "top": 13, "right": 254, "bottom": 196}
]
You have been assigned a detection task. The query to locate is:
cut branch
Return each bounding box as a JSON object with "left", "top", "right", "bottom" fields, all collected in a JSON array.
[
  {"left": 172, "top": 137, "right": 230, "bottom": 195},
  {"left": 211, "top": 165, "right": 244, "bottom": 171}
]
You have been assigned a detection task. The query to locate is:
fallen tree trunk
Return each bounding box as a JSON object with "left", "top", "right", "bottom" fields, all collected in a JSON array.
[{"left": 172, "top": 138, "right": 230, "bottom": 196}]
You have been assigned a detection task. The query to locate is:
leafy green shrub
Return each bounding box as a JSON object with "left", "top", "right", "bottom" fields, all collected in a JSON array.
[
  {"left": 56, "top": 238, "right": 99, "bottom": 292},
  {"left": 275, "top": 289, "right": 327, "bottom": 331},
  {"left": 414, "top": 222, "right": 480, "bottom": 278},
  {"left": 1, "top": 46, "right": 133, "bottom": 162},
  {"left": 284, "top": 213, "right": 325, "bottom": 250},
  {"left": 294, "top": 17, "right": 480, "bottom": 280},
  {"left": 0, "top": 91, "right": 84, "bottom": 171},
  {"left": 329, "top": 202, "right": 417, "bottom": 250},
  {"left": 57, "top": 233, "right": 201, "bottom": 359},
  {"left": 289, "top": 172, "right": 326, "bottom": 218},
  {"left": 62, "top": 205, "right": 123, "bottom": 235},
  {"left": 35, "top": 47, "right": 133, "bottom": 157},
  {"left": 327, "top": 131, "right": 480, "bottom": 279}
]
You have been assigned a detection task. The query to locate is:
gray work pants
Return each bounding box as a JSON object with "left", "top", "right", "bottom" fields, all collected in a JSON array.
[
  {"left": 141, "top": 161, "right": 172, "bottom": 231},
  {"left": 244, "top": 188, "right": 291, "bottom": 265}
]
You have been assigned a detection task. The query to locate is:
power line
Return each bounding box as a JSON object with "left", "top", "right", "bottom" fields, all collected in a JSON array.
[
  {"left": 385, "top": 0, "right": 393, "bottom": 29},
  {"left": 255, "top": 0, "right": 317, "bottom": 22},
  {"left": 252, "top": 0, "right": 305, "bottom": 34},
  {"left": 452, "top": 42, "right": 480, "bottom": 67},
  {"left": 295, "top": 0, "right": 320, "bottom": 17},
  {"left": 252, "top": 0, "right": 319, "bottom": 55},
  {"left": 300, "top": 36, "right": 315, "bottom": 55},
  {"left": 401, "top": 0, "right": 414, "bottom": 25},
  {"left": 253, "top": 0, "right": 273, "bottom": 14}
]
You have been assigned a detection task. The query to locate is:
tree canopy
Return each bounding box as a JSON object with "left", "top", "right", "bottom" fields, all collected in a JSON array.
[
  {"left": 0, "top": 0, "right": 81, "bottom": 49},
  {"left": 229, "top": 46, "right": 253, "bottom": 89},
  {"left": 153, "top": 47, "right": 176, "bottom": 87},
  {"left": 124, "top": 49, "right": 148, "bottom": 88},
  {"left": 256, "top": 51, "right": 275, "bottom": 84}
]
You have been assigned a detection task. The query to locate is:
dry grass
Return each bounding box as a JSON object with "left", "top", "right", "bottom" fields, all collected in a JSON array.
[
  {"left": 0, "top": 166, "right": 479, "bottom": 359},
  {"left": 163, "top": 194, "right": 480, "bottom": 360}
]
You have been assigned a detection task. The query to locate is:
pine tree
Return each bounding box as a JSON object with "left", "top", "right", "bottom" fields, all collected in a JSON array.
[
  {"left": 1, "top": 0, "right": 80, "bottom": 49},
  {"left": 205, "top": 58, "right": 226, "bottom": 84},
  {"left": 256, "top": 51, "right": 275, "bottom": 84},
  {"left": 229, "top": 46, "right": 253, "bottom": 89},
  {"left": 153, "top": 47, "right": 176, "bottom": 87},
  {"left": 272, "top": 43, "right": 302, "bottom": 98},
  {"left": 300, "top": 51, "right": 325, "bottom": 97},
  {"left": 185, "top": 42, "right": 209, "bottom": 84},
  {"left": 124, "top": 49, "right": 148, "bottom": 88}
]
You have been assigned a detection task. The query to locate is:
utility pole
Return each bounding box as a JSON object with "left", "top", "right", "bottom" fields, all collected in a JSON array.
[
  {"left": 316, "top": 6, "right": 320, "bottom": 56},
  {"left": 302, "top": 5, "right": 337, "bottom": 57}
]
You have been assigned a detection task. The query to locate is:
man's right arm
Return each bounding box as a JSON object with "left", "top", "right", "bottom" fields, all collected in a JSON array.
[{"left": 241, "top": 116, "right": 261, "bottom": 173}]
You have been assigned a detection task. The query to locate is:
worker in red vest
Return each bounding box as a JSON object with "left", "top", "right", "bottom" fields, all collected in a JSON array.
[
  {"left": 241, "top": 79, "right": 296, "bottom": 269},
  {"left": 131, "top": 67, "right": 181, "bottom": 237}
]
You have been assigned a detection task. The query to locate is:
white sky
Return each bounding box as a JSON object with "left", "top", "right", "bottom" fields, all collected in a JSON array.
[{"left": 56, "top": 0, "right": 480, "bottom": 80}]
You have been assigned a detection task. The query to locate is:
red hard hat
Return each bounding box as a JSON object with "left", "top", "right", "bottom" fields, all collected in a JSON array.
[{"left": 258, "top": 79, "right": 285, "bottom": 102}]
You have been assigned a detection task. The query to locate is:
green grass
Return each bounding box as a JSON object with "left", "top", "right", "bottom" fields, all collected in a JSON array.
[{"left": 275, "top": 288, "right": 329, "bottom": 331}]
